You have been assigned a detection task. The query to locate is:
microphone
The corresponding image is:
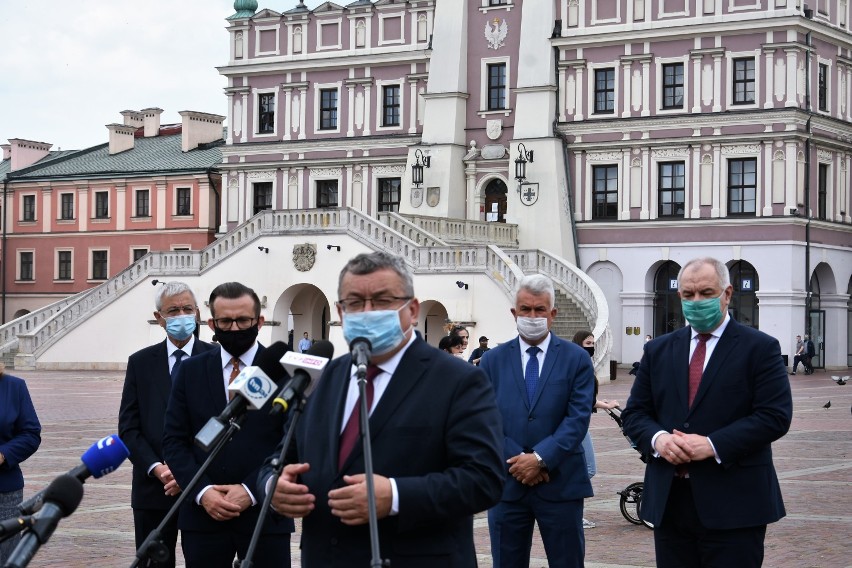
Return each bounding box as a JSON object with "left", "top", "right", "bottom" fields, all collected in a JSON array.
[
  {"left": 350, "top": 337, "right": 372, "bottom": 375},
  {"left": 271, "top": 340, "right": 334, "bottom": 414},
  {"left": 19, "top": 434, "right": 129, "bottom": 515},
  {"left": 195, "top": 341, "right": 290, "bottom": 452},
  {"left": 0, "top": 515, "right": 35, "bottom": 541},
  {"left": 5, "top": 474, "right": 84, "bottom": 568}
]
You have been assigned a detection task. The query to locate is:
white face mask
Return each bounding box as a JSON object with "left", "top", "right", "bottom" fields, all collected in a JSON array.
[
  {"left": 516, "top": 316, "right": 549, "bottom": 342},
  {"left": 453, "top": 352, "right": 466, "bottom": 359}
]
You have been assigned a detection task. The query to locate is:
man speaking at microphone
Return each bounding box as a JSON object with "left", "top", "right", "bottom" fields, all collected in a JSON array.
[
  {"left": 260, "top": 251, "right": 504, "bottom": 567},
  {"left": 163, "top": 282, "right": 292, "bottom": 568}
]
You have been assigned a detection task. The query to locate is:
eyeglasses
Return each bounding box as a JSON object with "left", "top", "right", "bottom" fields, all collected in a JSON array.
[
  {"left": 212, "top": 317, "right": 257, "bottom": 330},
  {"left": 336, "top": 296, "right": 412, "bottom": 313},
  {"left": 161, "top": 305, "right": 196, "bottom": 317}
]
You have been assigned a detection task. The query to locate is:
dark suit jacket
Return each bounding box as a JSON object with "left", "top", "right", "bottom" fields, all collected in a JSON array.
[
  {"left": 622, "top": 319, "right": 793, "bottom": 530},
  {"left": 118, "top": 338, "right": 215, "bottom": 510},
  {"left": 162, "top": 345, "right": 294, "bottom": 536},
  {"left": 480, "top": 334, "right": 595, "bottom": 503},
  {"left": 259, "top": 337, "right": 504, "bottom": 567}
]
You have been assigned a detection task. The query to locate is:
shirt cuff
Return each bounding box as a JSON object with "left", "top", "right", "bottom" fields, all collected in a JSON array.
[
  {"left": 650, "top": 430, "right": 668, "bottom": 457},
  {"left": 242, "top": 483, "right": 257, "bottom": 506},
  {"left": 389, "top": 478, "right": 399, "bottom": 516},
  {"left": 196, "top": 485, "right": 212, "bottom": 505},
  {"left": 706, "top": 437, "right": 721, "bottom": 463},
  {"left": 147, "top": 462, "right": 163, "bottom": 477}
]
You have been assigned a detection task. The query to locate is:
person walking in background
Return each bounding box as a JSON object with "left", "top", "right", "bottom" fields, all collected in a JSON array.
[
  {"left": 481, "top": 274, "right": 595, "bottom": 568},
  {"left": 791, "top": 335, "right": 805, "bottom": 375},
  {"left": 163, "top": 282, "right": 293, "bottom": 568},
  {"left": 804, "top": 335, "right": 816, "bottom": 374},
  {"left": 622, "top": 257, "right": 792, "bottom": 568},
  {"left": 298, "top": 332, "right": 312, "bottom": 353},
  {"left": 0, "top": 364, "right": 41, "bottom": 563},
  {"left": 571, "top": 330, "right": 620, "bottom": 530},
  {"left": 262, "top": 251, "right": 504, "bottom": 567},
  {"left": 468, "top": 336, "right": 490, "bottom": 365},
  {"left": 119, "top": 281, "right": 216, "bottom": 567}
]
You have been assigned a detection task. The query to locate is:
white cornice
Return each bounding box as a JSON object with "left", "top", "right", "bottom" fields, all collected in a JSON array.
[{"left": 218, "top": 48, "right": 427, "bottom": 76}]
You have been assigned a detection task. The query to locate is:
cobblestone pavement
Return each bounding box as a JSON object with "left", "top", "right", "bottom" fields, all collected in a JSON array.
[{"left": 9, "top": 365, "right": 851, "bottom": 567}]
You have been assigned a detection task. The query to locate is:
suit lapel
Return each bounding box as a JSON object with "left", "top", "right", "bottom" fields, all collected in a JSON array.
[
  {"left": 507, "top": 339, "right": 529, "bottom": 410},
  {"left": 531, "top": 337, "right": 560, "bottom": 410},
  {"left": 206, "top": 351, "right": 227, "bottom": 413},
  {"left": 690, "top": 321, "right": 739, "bottom": 413},
  {"left": 330, "top": 359, "right": 352, "bottom": 476},
  {"left": 153, "top": 340, "right": 172, "bottom": 403},
  {"left": 672, "top": 328, "right": 691, "bottom": 413}
]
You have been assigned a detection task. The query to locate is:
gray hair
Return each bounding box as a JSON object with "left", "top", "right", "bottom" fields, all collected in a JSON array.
[
  {"left": 155, "top": 281, "right": 198, "bottom": 311},
  {"left": 338, "top": 251, "right": 414, "bottom": 298},
  {"left": 514, "top": 274, "right": 555, "bottom": 309},
  {"left": 677, "top": 257, "right": 731, "bottom": 291}
]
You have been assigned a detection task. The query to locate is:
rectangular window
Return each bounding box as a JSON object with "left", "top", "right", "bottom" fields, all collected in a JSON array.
[
  {"left": 176, "top": 188, "right": 191, "bottom": 216},
  {"left": 253, "top": 182, "right": 273, "bottom": 215},
  {"left": 818, "top": 163, "right": 828, "bottom": 220},
  {"left": 132, "top": 248, "right": 148, "bottom": 262},
  {"left": 662, "top": 63, "right": 684, "bottom": 109},
  {"left": 60, "top": 193, "right": 74, "bottom": 220},
  {"left": 382, "top": 85, "right": 401, "bottom": 127},
  {"left": 258, "top": 93, "right": 275, "bottom": 133},
  {"left": 818, "top": 63, "right": 828, "bottom": 112},
  {"left": 592, "top": 165, "right": 618, "bottom": 219},
  {"left": 316, "top": 180, "right": 338, "bottom": 208},
  {"left": 594, "top": 68, "right": 615, "bottom": 113},
  {"left": 658, "top": 162, "right": 685, "bottom": 217},
  {"left": 95, "top": 191, "right": 109, "bottom": 219},
  {"left": 487, "top": 63, "right": 507, "bottom": 110},
  {"left": 91, "top": 250, "right": 108, "bottom": 280},
  {"left": 22, "top": 195, "right": 36, "bottom": 221},
  {"left": 57, "top": 251, "right": 72, "bottom": 280},
  {"left": 135, "top": 189, "right": 150, "bottom": 217},
  {"left": 378, "top": 178, "right": 401, "bottom": 212},
  {"left": 733, "top": 58, "right": 755, "bottom": 104},
  {"left": 320, "top": 89, "right": 338, "bottom": 130},
  {"left": 489, "top": 0, "right": 508, "bottom": 5},
  {"left": 20, "top": 251, "right": 34, "bottom": 281},
  {"left": 728, "top": 158, "right": 757, "bottom": 215}
]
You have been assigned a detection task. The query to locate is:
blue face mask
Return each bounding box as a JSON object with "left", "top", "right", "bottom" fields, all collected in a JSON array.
[
  {"left": 166, "top": 315, "right": 196, "bottom": 341},
  {"left": 681, "top": 294, "right": 724, "bottom": 333},
  {"left": 342, "top": 303, "right": 410, "bottom": 356}
]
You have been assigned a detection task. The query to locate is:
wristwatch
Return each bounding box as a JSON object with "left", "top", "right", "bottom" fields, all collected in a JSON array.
[{"left": 532, "top": 451, "right": 547, "bottom": 471}]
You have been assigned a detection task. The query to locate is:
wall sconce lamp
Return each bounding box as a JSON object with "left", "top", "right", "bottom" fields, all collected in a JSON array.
[
  {"left": 411, "top": 149, "right": 431, "bottom": 187},
  {"left": 788, "top": 208, "right": 798, "bottom": 216},
  {"left": 258, "top": 246, "right": 269, "bottom": 253},
  {"left": 456, "top": 280, "right": 469, "bottom": 290},
  {"left": 326, "top": 244, "right": 341, "bottom": 251},
  {"left": 514, "top": 143, "right": 534, "bottom": 183},
  {"left": 151, "top": 279, "right": 165, "bottom": 286}
]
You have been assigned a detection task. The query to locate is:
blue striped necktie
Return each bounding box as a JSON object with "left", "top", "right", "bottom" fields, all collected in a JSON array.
[{"left": 525, "top": 346, "right": 541, "bottom": 403}]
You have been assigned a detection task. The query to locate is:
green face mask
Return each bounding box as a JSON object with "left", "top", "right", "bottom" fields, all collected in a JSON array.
[{"left": 681, "top": 293, "right": 724, "bottom": 332}]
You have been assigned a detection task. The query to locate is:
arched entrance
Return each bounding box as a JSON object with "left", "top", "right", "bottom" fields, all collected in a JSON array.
[
  {"left": 653, "top": 261, "right": 683, "bottom": 337},
  {"left": 484, "top": 178, "right": 508, "bottom": 222},
  {"left": 728, "top": 260, "right": 759, "bottom": 328},
  {"left": 419, "top": 300, "right": 449, "bottom": 347}
]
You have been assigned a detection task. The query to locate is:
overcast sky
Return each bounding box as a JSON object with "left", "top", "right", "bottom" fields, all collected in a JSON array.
[{"left": 0, "top": 0, "right": 323, "bottom": 151}]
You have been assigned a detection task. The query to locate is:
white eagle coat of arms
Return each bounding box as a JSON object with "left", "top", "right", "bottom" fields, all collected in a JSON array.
[{"left": 485, "top": 18, "right": 508, "bottom": 50}]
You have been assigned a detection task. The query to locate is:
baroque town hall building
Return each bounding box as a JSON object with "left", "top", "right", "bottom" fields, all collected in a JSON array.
[{"left": 3, "top": 0, "right": 851, "bottom": 371}]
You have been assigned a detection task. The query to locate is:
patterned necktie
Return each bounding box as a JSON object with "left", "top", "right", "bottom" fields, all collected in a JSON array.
[
  {"left": 688, "top": 334, "right": 712, "bottom": 408},
  {"left": 170, "top": 349, "right": 186, "bottom": 382},
  {"left": 338, "top": 365, "right": 381, "bottom": 469},
  {"left": 525, "top": 346, "right": 541, "bottom": 404},
  {"left": 228, "top": 357, "right": 241, "bottom": 400}
]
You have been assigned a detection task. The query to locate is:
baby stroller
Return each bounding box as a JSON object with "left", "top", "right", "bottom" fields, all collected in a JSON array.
[{"left": 604, "top": 407, "right": 653, "bottom": 529}]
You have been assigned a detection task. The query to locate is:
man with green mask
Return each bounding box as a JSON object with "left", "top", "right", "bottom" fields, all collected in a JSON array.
[{"left": 622, "top": 257, "right": 792, "bottom": 568}]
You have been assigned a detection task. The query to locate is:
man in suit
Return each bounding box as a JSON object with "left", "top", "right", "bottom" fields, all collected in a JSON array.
[
  {"left": 118, "top": 281, "right": 215, "bottom": 567},
  {"left": 479, "top": 273, "right": 595, "bottom": 568},
  {"left": 262, "top": 251, "right": 504, "bottom": 567},
  {"left": 622, "top": 257, "right": 793, "bottom": 568},
  {"left": 162, "top": 282, "right": 293, "bottom": 568}
]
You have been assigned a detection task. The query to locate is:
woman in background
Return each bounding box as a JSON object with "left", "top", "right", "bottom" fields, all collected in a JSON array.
[
  {"left": 438, "top": 334, "right": 466, "bottom": 357},
  {"left": 571, "top": 330, "right": 619, "bottom": 529},
  {"left": 0, "top": 364, "right": 42, "bottom": 562}
]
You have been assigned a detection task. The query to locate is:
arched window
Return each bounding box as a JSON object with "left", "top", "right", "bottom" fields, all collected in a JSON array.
[
  {"left": 728, "top": 260, "right": 759, "bottom": 328},
  {"left": 484, "top": 178, "right": 508, "bottom": 222},
  {"left": 653, "top": 261, "right": 683, "bottom": 337}
]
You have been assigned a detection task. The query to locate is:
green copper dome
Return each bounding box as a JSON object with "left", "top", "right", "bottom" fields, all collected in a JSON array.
[{"left": 228, "top": 0, "right": 258, "bottom": 20}]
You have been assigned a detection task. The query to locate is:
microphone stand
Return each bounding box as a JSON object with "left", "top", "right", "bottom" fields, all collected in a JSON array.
[
  {"left": 356, "top": 364, "right": 389, "bottom": 568},
  {"left": 130, "top": 417, "right": 245, "bottom": 568},
  {"left": 236, "top": 397, "right": 306, "bottom": 568}
]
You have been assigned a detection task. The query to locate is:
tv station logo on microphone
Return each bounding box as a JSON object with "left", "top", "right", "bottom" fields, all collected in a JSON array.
[{"left": 230, "top": 367, "right": 275, "bottom": 404}]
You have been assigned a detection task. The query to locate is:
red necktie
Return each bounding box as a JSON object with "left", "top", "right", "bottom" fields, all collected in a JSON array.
[
  {"left": 338, "top": 365, "right": 381, "bottom": 469},
  {"left": 688, "top": 334, "right": 712, "bottom": 408},
  {"left": 228, "top": 357, "right": 241, "bottom": 401}
]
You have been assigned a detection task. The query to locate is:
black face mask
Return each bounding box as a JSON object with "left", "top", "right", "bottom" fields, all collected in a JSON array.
[
  {"left": 583, "top": 346, "right": 595, "bottom": 358},
  {"left": 214, "top": 325, "right": 259, "bottom": 357}
]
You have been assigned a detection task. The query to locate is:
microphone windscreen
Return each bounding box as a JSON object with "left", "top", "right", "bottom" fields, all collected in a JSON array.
[
  {"left": 42, "top": 474, "right": 84, "bottom": 517},
  {"left": 255, "top": 342, "right": 291, "bottom": 382},
  {"left": 80, "top": 434, "right": 130, "bottom": 478},
  {"left": 307, "top": 340, "right": 334, "bottom": 360}
]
